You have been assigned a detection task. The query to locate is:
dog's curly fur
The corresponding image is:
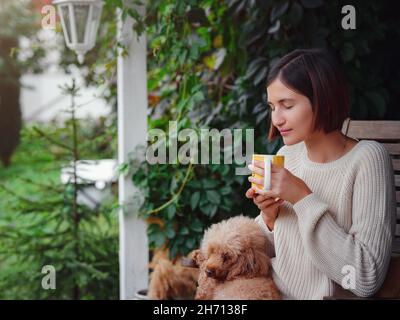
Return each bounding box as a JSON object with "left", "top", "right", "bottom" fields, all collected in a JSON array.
[
  {"left": 190, "top": 215, "right": 281, "bottom": 300},
  {"left": 147, "top": 248, "right": 199, "bottom": 300}
]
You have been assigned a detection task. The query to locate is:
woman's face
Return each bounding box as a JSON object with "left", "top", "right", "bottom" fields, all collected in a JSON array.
[{"left": 267, "top": 78, "right": 315, "bottom": 145}]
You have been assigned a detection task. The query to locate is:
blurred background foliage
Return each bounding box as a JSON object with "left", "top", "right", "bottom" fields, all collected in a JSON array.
[
  {"left": 0, "top": 86, "right": 118, "bottom": 299},
  {"left": 0, "top": 0, "right": 399, "bottom": 298},
  {"left": 128, "top": 0, "right": 400, "bottom": 259}
]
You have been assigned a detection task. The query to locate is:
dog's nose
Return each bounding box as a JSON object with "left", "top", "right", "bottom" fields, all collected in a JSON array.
[{"left": 206, "top": 268, "right": 215, "bottom": 278}]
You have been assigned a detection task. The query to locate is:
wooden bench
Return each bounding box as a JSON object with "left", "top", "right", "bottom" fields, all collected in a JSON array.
[{"left": 325, "top": 119, "right": 400, "bottom": 299}]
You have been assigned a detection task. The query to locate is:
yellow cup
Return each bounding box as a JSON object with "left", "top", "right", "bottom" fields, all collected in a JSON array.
[{"left": 251, "top": 154, "right": 285, "bottom": 190}]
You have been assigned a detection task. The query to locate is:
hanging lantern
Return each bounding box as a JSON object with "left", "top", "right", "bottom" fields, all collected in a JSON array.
[{"left": 53, "top": 0, "right": 103, "bottom": 64}]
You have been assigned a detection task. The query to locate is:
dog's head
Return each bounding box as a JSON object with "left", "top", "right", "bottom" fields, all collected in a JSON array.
[{"left": 193, "top": 216, "right": 271, "bottom": 281}]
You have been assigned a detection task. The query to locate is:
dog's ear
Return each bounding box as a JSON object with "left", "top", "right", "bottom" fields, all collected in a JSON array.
[
  {"left": 181, "top": 249, "right": 204, "bottom": 268},
  {"left": 226, "top": 247, "right": 269, "bottom": 280},
  {"left": 252, "top": 249, "right": 270, "bottom": 276},
  {"left": 192, "top": 249, "right": 205, "bottom": 265}
]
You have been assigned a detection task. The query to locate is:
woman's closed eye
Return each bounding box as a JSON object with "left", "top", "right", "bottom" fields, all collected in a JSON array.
[{"left": 268, "top": 104, "right": 293, "bottom": 111}]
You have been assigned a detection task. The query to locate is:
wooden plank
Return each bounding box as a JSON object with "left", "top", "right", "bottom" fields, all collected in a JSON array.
[
  {"left": 397, "top": 191, "right": 400, "bottom": 204},
  {"left": 341, "top": 118, "right": 351, "bottom": 135},
  {"left": 397, "top": 207, "right": 400, "bottom": 221},
  {"left": 383, "top": 143, "right": 400, "bottom": 156},
  {"left": 346, "top": 121, "right": 400, "bottom": 140},
  {"left": 393, "top": 159, "right": 400, "bottom": 172},
  {"left": 393, "top": 237, "right": 400, "bottom": 255},
  {"left": 396, "top": 175, "right": 400, "bottom": 188}
]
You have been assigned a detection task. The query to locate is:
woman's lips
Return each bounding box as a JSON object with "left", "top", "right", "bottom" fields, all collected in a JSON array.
[{"left": 280, "top": 129, "right": 292, "bottom": 136}]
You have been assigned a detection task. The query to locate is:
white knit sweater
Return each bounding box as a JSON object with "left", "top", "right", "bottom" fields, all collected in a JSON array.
[{"left": 255, "top": 140, "right": 396, "bottom": 300}]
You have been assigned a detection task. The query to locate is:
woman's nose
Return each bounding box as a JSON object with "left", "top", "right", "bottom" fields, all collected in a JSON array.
[{"left": 272, "top": 110, "right": 285, "bottom": 127}]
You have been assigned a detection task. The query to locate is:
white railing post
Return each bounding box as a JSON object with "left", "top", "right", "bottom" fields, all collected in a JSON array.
[{"left": 117, "top": 6, "right": 148, "bottom": 300}]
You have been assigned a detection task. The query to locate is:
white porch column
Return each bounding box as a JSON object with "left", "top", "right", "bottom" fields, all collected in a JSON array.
[{"left": 117, "top": 8, "right": 148, "bottom": 300}]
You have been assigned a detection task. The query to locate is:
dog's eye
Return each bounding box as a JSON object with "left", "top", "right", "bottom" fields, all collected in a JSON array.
[{"left": 222, "top": 253, "right": 230, "bottom": 262}]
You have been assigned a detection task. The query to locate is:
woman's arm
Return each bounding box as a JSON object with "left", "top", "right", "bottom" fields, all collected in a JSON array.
[
  {"left": 255, "top": 212, "right": 276, "bottom": 258},
  {"left": 293, "top": 144, "right": 396, "bottom": 297}
]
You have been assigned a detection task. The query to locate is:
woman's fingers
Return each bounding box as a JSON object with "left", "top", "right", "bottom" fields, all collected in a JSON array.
[
  {"left": 248, "top": 164, "right": 264, "bottom": 176},
  {"left": 252, "top": 160, "right": 265, "bottom": 170},
  {"left": 259, "top": 200, "right": 281, "bottom": 211},
  {"left": 245, "top": 188, "right": 256, "bottom": 198},
  {"left": 258, "top": 198, "right": 284, "bottom": 210},
  {"left": 271, "top": 164, "right": 284, "bottom": 173},
  {"left": 254, "top": 194, "right": 280, "bottom": 205},
  {"left": 253, "top": 198, "right": 275, "bottom": 208},
  {"left": 253, "top": 187, "right": 277, "bottom": 198},
  {"left": 248, "top": 176, "right": 263, "bottom": 186}
]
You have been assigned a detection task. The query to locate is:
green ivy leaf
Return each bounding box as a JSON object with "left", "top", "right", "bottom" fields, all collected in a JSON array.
[
  {"left": 190, "top": 191, "right": 201, "bottom": 210},
  {"left": 165, "top": 224, "right": 175, "bottom": 239},
  {"left": 268, "top": 20, "right": 281, "bottom": 34},
  {"left": 179, "top": 226, "right": 189, "bottom": 235},
  {"left": 244, "top": 57, "right": 267, "bottom": 80},
  {"left": 202, "top": 179, "right": 219, "bottom": 189},
  {"left": 206, "top": 190, "right": 221, "bottom": 205},
  {"left": 186, "top": 237, "right": 196, "bottom": 249},
  {"left": 270, "top": 1, "right": 289, "bottom": 22},
  {"left": 188, "top": 180, "right": 202, "bottom": 189},
  {"left": 200, "top": 203, "right": 218, "bottom": 217},
  {"left": 190, "top": 219, "right": 204, "bottom": 233},
  {"left": 220, "top": 186, "right": 232, "bottom": 195},
  {"left": 253, "top": 66, "right": 268, "bottom": 86},
  {"left": 166, "top": 205, "right": 176, "bottom": 219},
  {"left": 152, "top": 232, "right": 166, "bottom": 247}
]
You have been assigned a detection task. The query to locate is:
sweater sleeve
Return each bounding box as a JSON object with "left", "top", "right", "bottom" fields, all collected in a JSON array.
[
  {"left": 292, "top": 144, "right": 396, "bottom": 297},
  {"left": 255, "top": 213, "right": 276, "bottom": 257}
]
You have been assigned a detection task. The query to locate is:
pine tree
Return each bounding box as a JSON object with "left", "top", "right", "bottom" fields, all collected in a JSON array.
[{"left": 0, "top": 80, "right": 118, "bottom": 299}]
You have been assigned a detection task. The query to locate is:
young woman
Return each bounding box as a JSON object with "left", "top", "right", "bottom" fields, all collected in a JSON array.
[{"left": 245, "top": 48, "right": 396, "bottom": 299}]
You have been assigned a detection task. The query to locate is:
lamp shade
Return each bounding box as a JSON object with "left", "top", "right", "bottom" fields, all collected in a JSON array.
[{"left": 53, "top": 0, "right": 103, "bottom": 64}]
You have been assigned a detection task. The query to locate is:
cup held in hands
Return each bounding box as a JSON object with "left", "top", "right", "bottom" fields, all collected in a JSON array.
[{"left": 251, "top": 154, "right": 284, "bottom": 191}]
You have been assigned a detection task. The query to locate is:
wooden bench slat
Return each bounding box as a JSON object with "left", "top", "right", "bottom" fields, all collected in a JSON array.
[
  {"left": 393, "top": 159, "right": 400, "bottom": 172},
  {"left": 393, "top": 237, "right": 400, "bottom": 255},
  {"left": 383, "top": 143, "right": 400, "bottom": 156},
  {"left": 345, "top": 121, "right": 400, "bottom": 140}
]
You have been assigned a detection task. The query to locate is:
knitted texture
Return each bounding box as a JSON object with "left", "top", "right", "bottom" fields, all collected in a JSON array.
[{"left": 255, "top": 140, "right": 396, "bottom": 299}]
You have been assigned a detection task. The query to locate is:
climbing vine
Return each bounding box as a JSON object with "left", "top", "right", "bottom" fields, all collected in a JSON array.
[{"left": 84, "top": 0, "right": 400, "bottom": 258}]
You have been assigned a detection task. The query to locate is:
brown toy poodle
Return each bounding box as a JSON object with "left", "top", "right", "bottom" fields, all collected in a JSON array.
[
  {"left": 183, "top": 215, "right": 281, "bottom": 300},
  {"left": 147, "top": 247, "right": 199, "bottom": 300}
]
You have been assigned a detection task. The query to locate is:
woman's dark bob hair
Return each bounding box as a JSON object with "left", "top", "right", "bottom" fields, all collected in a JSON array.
[{"left": 267, "top": 48, "right": 350, "bottom": 141}]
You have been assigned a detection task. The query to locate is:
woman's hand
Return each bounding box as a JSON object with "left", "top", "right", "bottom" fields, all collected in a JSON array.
[
  {"left": 247, "top": 160, "right": 312, "bottom": 205},
  {"left": 245, "top": 188, "right": 283, "bottom": 231}
]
